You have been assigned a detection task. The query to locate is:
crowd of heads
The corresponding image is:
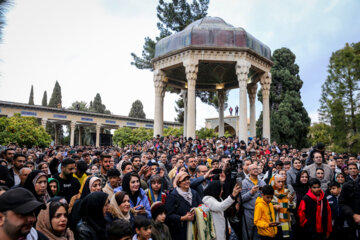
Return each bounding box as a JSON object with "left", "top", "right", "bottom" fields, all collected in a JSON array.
[{"left": 0, "top": 136, "right": 359, "bottom": 240}]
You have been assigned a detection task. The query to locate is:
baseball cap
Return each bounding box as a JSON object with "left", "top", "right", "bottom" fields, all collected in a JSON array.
[{"left": 0, "top": 188, "right": 45, "bottom": 214}]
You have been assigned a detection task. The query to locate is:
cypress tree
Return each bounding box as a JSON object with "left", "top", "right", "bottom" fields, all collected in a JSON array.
[
  {"left": 90, "top": 93, "right": 110, "bottom": 114},
  {"left": 48, "top": 81, "right": 62, "bottom": 108},
  {"left": 41, "top": 91, "right": 47, "bottom": 106},
  {"left": 28, "top": 85, "right": 34, "bottom": 105},
  {"left": 129, "top": 100, "right": 146, "bottom": 119},
  {"left": 47, "top": 81, "right": 63, "bottom": 143},
  {"left": 256, "top": 48, "right": 310, "bottom": 148}
]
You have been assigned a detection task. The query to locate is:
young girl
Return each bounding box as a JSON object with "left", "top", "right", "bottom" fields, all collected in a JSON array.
[{"left": 147, "top": 175, "right": 166, "bottom": 206}]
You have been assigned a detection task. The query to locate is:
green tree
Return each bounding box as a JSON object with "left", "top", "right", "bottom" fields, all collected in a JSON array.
[
  {"left": 0, "top": 114, "right": 51, "bottom": 147},
  {"left": 174, "top": 97, "right": 184, "bottom": 123},
  {"left": 0, "top": 0, "right": 9, "bottom": 43},
  {"left": 131, "top": 0, "right": 209, "bottom": 70},
  {"left": 47, "top": 81, "right": 63, "bottom": 143},
  {"left": 28, "top": 85, "right": 34, "bottom": 105},
  {"left": 308, "top": 123, "right": 332, "bottom": 147},
  {"left": 163, "top": 127, "right": 183, "bottom": 137},
  {"left": 256, "top": 48, "right": 310, "bottom": 148},
  {"left": 48, "top": 81, "right": 62, "bottom": 108},
  {"left": 41, "top": 91, "right": 47, "bottom": 106},
  {"left": 128, "top": 100, "right": 146, "bottom": 119},
  {"left": 68, "top": 101, "right": 90, "bottom": 111},
  {"left": 90, "top": 93, "right": 111, "bottom": 114},
  {"left": 131, "top": 0, "right": 220, "bottom": 121},
  {"left": 113, "top": 127, "right": 153, "bottom": 147},
  {"left": 319, "top": 42, "right": 360, "bottom": 152},
  {"left": 196, "top": 127, "right": 217, "bottom": 139}
]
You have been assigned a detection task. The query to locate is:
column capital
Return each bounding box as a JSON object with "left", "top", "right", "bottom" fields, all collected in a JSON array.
[
  {"left": 153, "top": 69, "right": 167, "bottom": 96},
  {"left": 247, "top": 84, "right": 258, "bottom": 102},
  {"left": 236, "top": 59, "right": 251, "bottom": 88},
  {"left": 260, "top": 72, "right": 272, "bottom": 98},
  {"left": 70, "top": 121, "right": 76, "bottom": 128},
  {"left": 184, "top": 60, "right": 198, "bottom": 89},
  {"left": 96, "top": 124, "right": 101, "bottom": 130}
]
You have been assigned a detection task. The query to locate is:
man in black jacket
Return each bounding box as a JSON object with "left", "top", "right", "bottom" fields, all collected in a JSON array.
[{"left": 339, "top": 174, "right": 360, "bottom": 240}]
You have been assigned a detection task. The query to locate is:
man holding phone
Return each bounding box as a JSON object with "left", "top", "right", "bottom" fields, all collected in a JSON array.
[{"left": 241, "top": 164, "right": 266, "bottom": 240}]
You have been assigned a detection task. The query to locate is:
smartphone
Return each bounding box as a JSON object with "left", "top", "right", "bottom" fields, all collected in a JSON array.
[
  {"left": 135, "top": 206, "right": 144, "bottom": 210},
  {"left": 236, "top": 177, "right": 242, "bottom": 188},
  {"left": 212, "top": 168, "right": 222, "bottom": 174},
  {"left": 147, "top": 161, "right": 153, "bottom": 167},
  {"left": 274, "top": 222, "right": 281, "bottom": 225}
]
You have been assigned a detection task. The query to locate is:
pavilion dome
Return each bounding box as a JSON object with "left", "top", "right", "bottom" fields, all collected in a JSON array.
[{"left": 154, "top": 16, "right": 271, "bottom": 60}]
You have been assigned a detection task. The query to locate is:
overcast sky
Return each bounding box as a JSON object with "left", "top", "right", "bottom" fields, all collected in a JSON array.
[{"left": 0, "top": 0, "right": 359, "bottom": 129}]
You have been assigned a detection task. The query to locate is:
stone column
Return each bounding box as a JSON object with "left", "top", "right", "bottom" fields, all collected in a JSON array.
[
  {"left": 248, "top": 84, "right": 258, "bottom": 138},
  {"left": 217, "top": 89, "right": 226, "bottom": 137},
  {"left": 41, "top": 118, "right": 47, "bottom": 129},
  {"left": 70, "top": 121, "right": 76, "bottom": 147},
  {"left": 261, "top": 72, "right": 272, "bottom": 141},
  {"left": 181, "top": 89, "right": 188, "bottom": 137},
  {"left": 184, "top": 60, "right": 198, "bottom": 139},
  {"left": 78, "top": 126, "right": 82, "bottom": 146},
  {"left": 96, "top": 124, "right": 101, "bottom": 147},
  {"left": 236, "top": 59, "right": 251, "bottom": 143},
  {"left": 153, "top": 69, "right": 166, "bottom": 137}
]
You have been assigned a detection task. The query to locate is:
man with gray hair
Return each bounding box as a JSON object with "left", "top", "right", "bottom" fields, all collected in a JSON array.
[{"left": 241, "top": 163, "right": 266, "bottom": 240}]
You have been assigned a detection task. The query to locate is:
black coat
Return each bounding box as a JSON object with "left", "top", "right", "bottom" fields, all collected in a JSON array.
[
  {"left": 0, "top": 165, "right": 13, "bottom": 187},
  {"left": 165, "top": 188, "right": 202, "bottom": 240},
  {"left": 339, "top": 177, "right": 360, "bottom": 229},
  {"left": 76, "top": 220, "right": 99, "bottom": 240}
]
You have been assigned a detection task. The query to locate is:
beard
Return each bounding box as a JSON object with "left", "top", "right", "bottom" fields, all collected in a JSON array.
[
  {"left": 189, "top": 166, "right": 196, "bottom": 172},
  {"left": 64, "top": 172, "right": 73, "bottom": 179},
  {"left": 4, "top": 216, "right": 33, "bottom": 239}
]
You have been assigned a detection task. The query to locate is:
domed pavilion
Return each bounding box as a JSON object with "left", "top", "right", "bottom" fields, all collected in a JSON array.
[{"left": 152, "top": 17, "right": 272, "bottom": 141}]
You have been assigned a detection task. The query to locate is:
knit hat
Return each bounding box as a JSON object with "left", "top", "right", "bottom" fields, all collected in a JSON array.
[{"left": 151, "top": 201, "right": 166, "bottom": 220}]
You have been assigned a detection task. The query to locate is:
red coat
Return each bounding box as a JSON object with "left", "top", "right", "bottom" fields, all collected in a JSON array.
[{"left": 298, "top": 189, "right": 332, "bottom": 235}]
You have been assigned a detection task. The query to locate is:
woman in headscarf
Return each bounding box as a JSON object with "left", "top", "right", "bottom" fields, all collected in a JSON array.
[
  {"left": 106, "top": 191, "right": 132, "bottom": 224},
  {"left": 120, "top": 171, "right": 151, "bottom": 218},
  {"left": 23, "top": 170, "right": 51, "bottom": 203},
  {"left": 75, "top": 192, "right": 109, "bottom": 240},
  {"left": 48, "top": 177, "right": 60, "bottom": 196},
  {"left": 165, "top": 171, "right": 202, "bottom": 240},
  {"left": 290, "top": 170, "right": 309, "bottom": 240},
  {"left": 202, "top": 180, "right": 241, "bottom": 240},
  {"left": 68, "top": 176, "right": 101, "bottom": 213},
  {"left": 36, "top": 199, "right": 74, "bottom": 240}
]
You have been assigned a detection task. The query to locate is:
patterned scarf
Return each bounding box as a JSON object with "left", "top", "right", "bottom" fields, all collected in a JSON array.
[
  {"left": 176, "top": 187, "right": 192, "bottom": 205},
  {"left": 187, "top": 204, "right": 216, "bottom": 240},
  {"left": 271, "top": 179, "right": 293, "bottom": 238}
]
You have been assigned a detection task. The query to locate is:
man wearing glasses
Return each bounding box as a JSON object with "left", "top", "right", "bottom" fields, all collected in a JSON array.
[{"left": 241, "top": 163, "right": 266, "bottom": 240}]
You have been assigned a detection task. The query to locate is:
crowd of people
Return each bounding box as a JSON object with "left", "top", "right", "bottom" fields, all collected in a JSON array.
[{"left": 0, "top": 137, "right": 359, "bottom": 240}]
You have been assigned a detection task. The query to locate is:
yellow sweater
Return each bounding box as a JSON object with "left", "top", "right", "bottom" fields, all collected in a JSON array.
[{"left": 254, "top": 197, "right": 278, "bottom": 238}]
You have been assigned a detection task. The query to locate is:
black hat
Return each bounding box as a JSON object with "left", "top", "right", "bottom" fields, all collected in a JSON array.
[{"left": 0, "top": 188, "right": 45, "bottom": 214}]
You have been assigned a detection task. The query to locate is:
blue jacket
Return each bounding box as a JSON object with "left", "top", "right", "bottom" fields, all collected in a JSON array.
[
  {"left": 114, "top": 186, "right": 151, "bottom": 219},
  {"left": 241, "top": 176, "right": 266, "bottom": 210},
  {"left": 190, "top": 176, "right": 210, "bottom": 199}
]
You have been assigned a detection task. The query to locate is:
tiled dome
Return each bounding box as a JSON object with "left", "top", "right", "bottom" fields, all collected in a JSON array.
[{"left": 154, "top": 16, "right": 271, "bottom": 60}]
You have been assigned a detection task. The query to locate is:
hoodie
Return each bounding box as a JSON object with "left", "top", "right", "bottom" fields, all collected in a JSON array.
[
  {"left": 254, "top": 197, "right": 277, "bottom": 238},
  {"left": 298, "top": 189, "right": 332, "bottom": 235}
]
